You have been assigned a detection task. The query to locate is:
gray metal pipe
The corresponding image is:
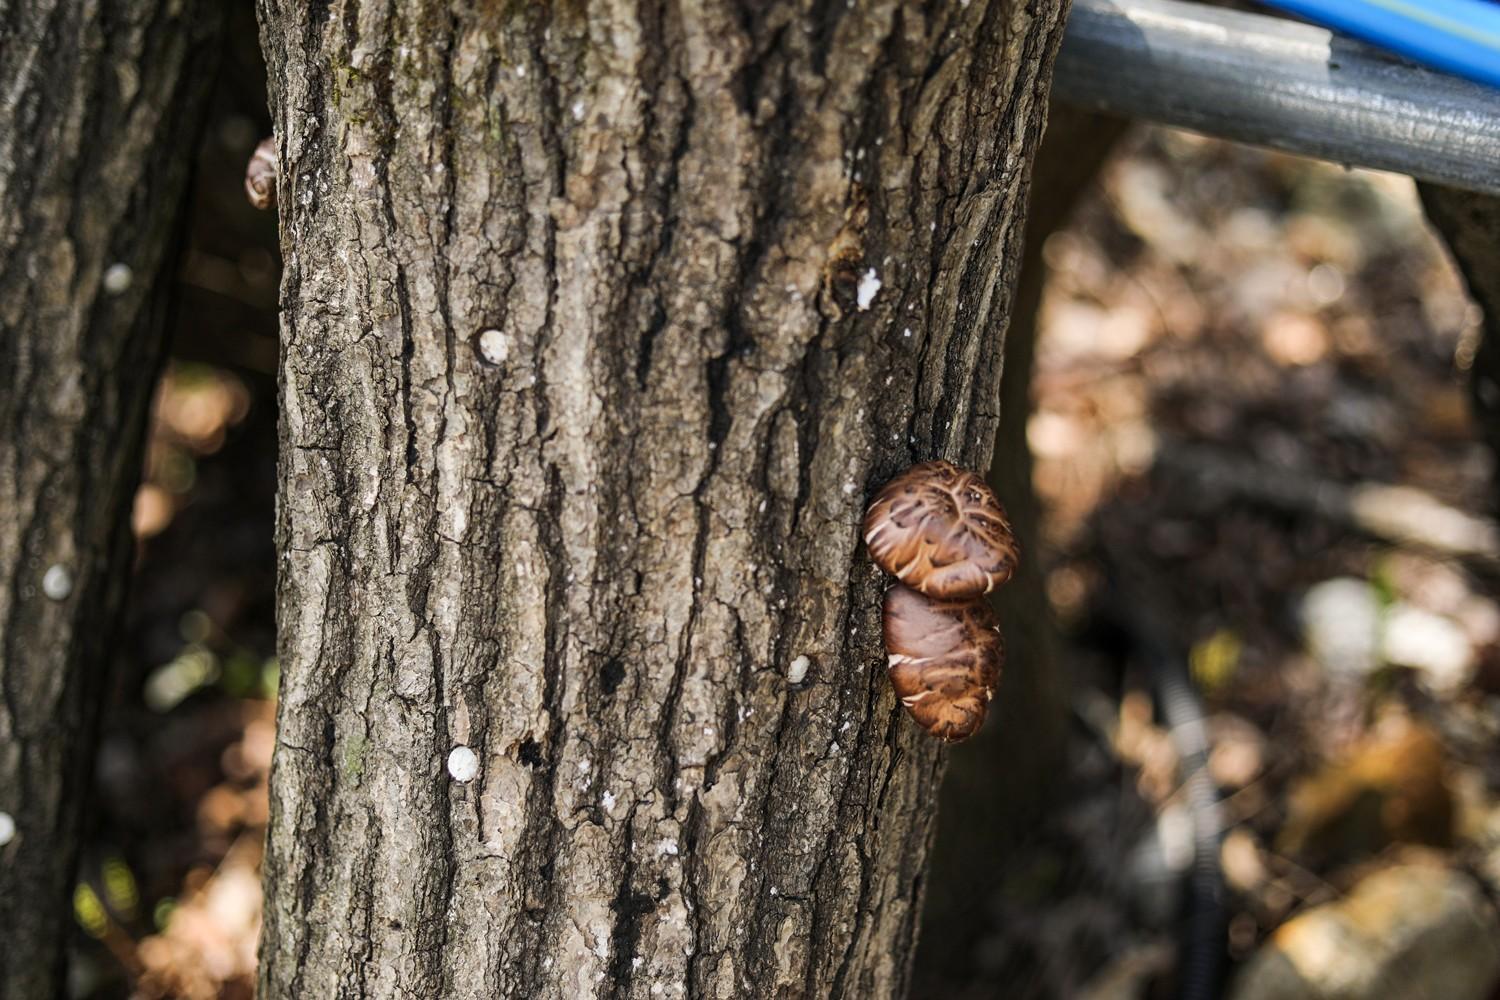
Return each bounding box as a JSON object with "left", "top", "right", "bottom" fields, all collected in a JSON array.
[{"left": 1052, "top": 0, "right": 1500, "bottom": 195}]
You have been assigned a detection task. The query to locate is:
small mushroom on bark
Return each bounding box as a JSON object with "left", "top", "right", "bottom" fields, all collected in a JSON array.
[
  {"left": 882, "top": 583, "right": 1003, "bottom": 742},
  {"left": 245, "top": 137, "right": 278, "bottom": 210},
  {"left": 864, "top": 459, "right": 1018, "bottom": 742},
  {"left": 862, "top": 459, "right": 1019, "bottom": 600}
]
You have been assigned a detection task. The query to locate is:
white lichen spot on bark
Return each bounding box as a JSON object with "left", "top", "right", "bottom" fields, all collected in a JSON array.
[
  {"left": 856, "top": 270, "right": 881, "bottom": 310},
  {"left": 41, "top": 565, "right": 72, "bottom": 601},
  {"left": 447, "top": 746, "right": 480, "bottom": 783},
  {"left": 101, "top": 262, "right": 133, "bottom": 295},
  {"left": 476, "top": 328, "right": 509, "bottom": 366}
]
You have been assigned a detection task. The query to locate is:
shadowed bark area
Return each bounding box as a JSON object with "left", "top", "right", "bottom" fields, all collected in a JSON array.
[
  {"left": 254, "top": 2, "right": 1067, "bottom": 996},
  {"left": 0, "top": 1, "right": 222, "bottom": 995},
  {"left": 1420, "top": 185, "right": 1500, "bottom": 503},
  {"left": 915, "top": 107, "right": 1128, "bottom": 992}
]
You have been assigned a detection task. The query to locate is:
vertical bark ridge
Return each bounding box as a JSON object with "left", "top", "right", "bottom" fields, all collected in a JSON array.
[{"left": 257, "top": 1, "right": 1066, "bottom": 996}]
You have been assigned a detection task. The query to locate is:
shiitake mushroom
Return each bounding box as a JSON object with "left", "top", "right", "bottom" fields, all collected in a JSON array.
[
  {"left": 864, "top": 460, "right": 1018, "bottom": 742},
  {"left": 882, "top": 583, "right": 1004, "bottom": 743},
  {"left": 862, "top": 460, "right": 1019, "bottom": 601}
]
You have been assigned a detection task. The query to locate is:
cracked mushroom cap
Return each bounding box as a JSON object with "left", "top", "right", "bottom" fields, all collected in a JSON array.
[
  {"left": 863, "top": 460, "right": 1019, "bottom": 599},
  {"left": 882, "top": 583, "right": 1003, "bottom": 743}
]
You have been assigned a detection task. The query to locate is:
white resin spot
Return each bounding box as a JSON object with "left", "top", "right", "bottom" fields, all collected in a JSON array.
[
  {"left": 447, "top": 745, "right": 480, "bottom": 783},
  {"left": 856, "top": 269, "right": 882, "bottom": 311},
  {"left": 476, "top": 328, "right": 509, "bottom": 366},
  {"left": 788, "top": 654, "right": 811, "bottom": 684},
  {"left": 0, "top": 811, "right": 13, "bottom": 846},
  {"left": 102, "top": 263, "right": 133, "bottom": 295},
  {"left": 42, "top": 565, "right": 73, "bottom": 601}
]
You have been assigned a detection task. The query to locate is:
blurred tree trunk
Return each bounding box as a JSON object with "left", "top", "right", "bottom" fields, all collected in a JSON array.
[
  {"left": 1419, "top": 185, "right": 1500, "bottom": 501},
  {"left": 914, "top": 107, "right": 1128, "bottom": 991},
  {"left": 254, "top": 1, "right": 1068, "bottom": 996},
  {"left": 0, "top": 1, "right": 221, "bottom": 996}
]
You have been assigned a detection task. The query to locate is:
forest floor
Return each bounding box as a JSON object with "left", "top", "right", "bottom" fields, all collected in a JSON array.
[{"left": 71, "top": 124, "right": 1500, "bottom": 999}]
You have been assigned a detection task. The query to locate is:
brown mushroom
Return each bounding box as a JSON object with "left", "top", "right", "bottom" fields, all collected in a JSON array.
[
  {"left": 245, "top": 137, "right": 278, "bottom": 211},
  {"left": 863, "top": 460, "right": 1019, "bottom": 600},
  {"left": 882, "top": 583, "right": 1003, "bottom": 742}
]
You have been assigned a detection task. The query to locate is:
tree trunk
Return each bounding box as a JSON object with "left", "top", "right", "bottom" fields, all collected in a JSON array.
[
  {"left": 915, "top": 107, "right": 1127, "bottom": 993},
  {"left": 254, "top": 2, "right": 1068, "bottom": 996},
  {"left": 1419, "top": 184, "right": 1500, "bottom": 504},
  {"left": 0, "top": 1, "right": 221, "bottom": 995}
]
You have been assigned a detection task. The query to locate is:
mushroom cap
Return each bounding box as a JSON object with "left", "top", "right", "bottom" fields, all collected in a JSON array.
[
  {"left": 863, "top": 460, "right": 1019, "bottom": 600},
  {"left": 882, "top": 583, "right": 1004, "bottom": 742},
  {"left": 244, "top": 137, "right": 278, "bottom": 211}
]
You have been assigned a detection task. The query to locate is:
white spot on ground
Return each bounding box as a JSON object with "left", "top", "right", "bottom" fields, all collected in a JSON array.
[
  {"left": 656, "top": 838, "right": 679, "bottom": 857},
  {"left": 601, "top": 790, "right": 616, "bottom": 811},
  {"left": 856, "top": 269, "right": 882, "bottom": 311},
  {"left": 788, "top": 654, "right": 811, "bottom": 684},
  {"left": 447, "top": 745, "right": 480, "bottom": 782},
  {"left": 476, "top": 328, "right": 509, "bottom": 366},
  {"left": 42, "top": 565, "right": 72, "bottom": 600},
  {"left": 102, "top": 263, "right": 133, "bottom": 295},
  {"left": 0, "top": 811, "right": 13, "bottom": 846},
  {"left": 572, "top": 101, "right": 586, "bottom": 120}
]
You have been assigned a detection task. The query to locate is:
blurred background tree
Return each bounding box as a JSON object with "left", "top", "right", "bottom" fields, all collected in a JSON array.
[{"left": 9, "top": 2, "right": 1500, "bottom": 999}]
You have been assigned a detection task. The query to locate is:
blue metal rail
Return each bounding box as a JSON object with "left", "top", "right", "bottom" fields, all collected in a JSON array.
[
  {"left": 1052, "top": 0, "right": 1500, "bottom": 195},
  {"left": 1259, "top": 0, "right": 1500, "bottom": 91}
]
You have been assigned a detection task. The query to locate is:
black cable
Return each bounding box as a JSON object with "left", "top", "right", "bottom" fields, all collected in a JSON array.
[
  {"left": 1100, "top": 565, "right": 1226, "bottom": 1000},
  {"left": 1153, "top": 647, "right": 1227, "bottom": 1000}
]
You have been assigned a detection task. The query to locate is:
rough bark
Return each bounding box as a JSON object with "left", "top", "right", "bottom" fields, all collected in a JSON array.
[
  {"left": 915, "top": 107, "right": 1127, "bottom": 991},
  {"left": 0, "top": 1, "right": 222, "bottom": 995},
  {"left": 1419, "top": 184, "right": 1500, "bottom": 503},
  {"left": 255, "top": 2, "right": 1067, "bottom": 997}
]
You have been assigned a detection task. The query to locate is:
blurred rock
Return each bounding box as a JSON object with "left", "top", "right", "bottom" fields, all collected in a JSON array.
[
  {"left": 1221, "top": 828, "right": 1269, "bottom": 893},
  {"left": 1300, "top": 578, "right": 1478, "bottom": 694},
  {"left": 1279, "top": 715, "right": 1453, "bottom": 868},
  {"left": 1301, "top": 578, "right": 1382, "bottom": 680},
  {"left": 1229, "top": 861, "right": 1500, "bottom": 1000},
  {"left": 1383, "top": 603, "right": 1475, "bottom": 695},
  {"left": 1077, "top": 941, "right": 1174, "bottom": 1000},
  {"left": 1207, "top": 714, "right": 1265, "bottom": 789},
  {"left": 1261, "top": 311, "right": 1330, "bottom": 367}
]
